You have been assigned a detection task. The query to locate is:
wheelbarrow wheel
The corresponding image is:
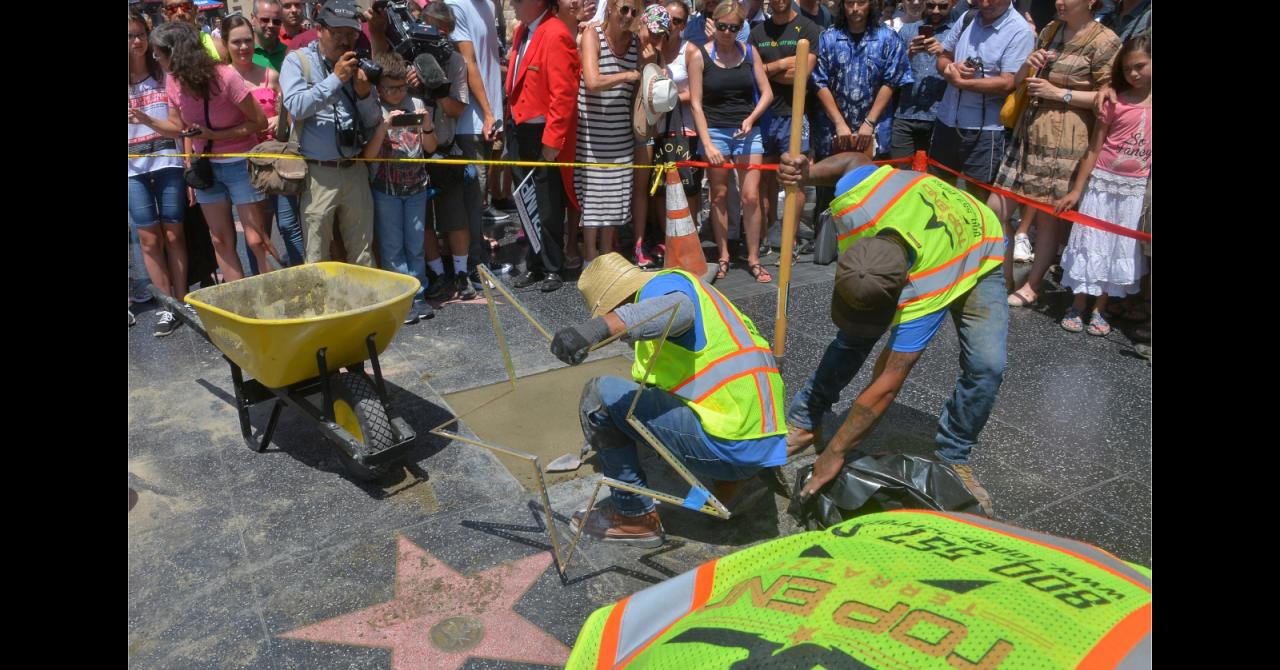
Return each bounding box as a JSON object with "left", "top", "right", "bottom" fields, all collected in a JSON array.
[{"left": 330, "top": 372, "right": 393, "bottom": 481}]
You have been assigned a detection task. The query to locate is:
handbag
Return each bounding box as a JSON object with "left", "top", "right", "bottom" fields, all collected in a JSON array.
[
  {"left": 183, "top": 97, "right": 216, "bottom": 190},
  {"left": 653, "top": 104, "right": 700, "bottom": 197},
  {"left": 1001, "top": 20, "right": 1063, "bottom": 129},
  {"left": 248, "top": 139, "right": 307, "bottom": 197}
]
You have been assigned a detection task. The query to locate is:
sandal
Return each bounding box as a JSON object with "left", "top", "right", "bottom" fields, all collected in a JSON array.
[
  {"left": 1060, "top": 308, "right": 1084, "bottom": 333},
  {"left": 749, "top": 263, "right": 773, "bottom": 283},
  {"left": 1086, "top": 311, "right": 1112, "bottom": 337},
  {"left": 1007, "top": 287, "right": 1037, "bottom": 307},
  {"left": 715, "top": 259, "right": 730, "bottom": 281}
]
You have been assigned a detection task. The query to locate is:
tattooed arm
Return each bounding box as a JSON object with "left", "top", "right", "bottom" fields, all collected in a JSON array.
[{"left": 800, "top": 348, "right": 924, "bottom": 498}]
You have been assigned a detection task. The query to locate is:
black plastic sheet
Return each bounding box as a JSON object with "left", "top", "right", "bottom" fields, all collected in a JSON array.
[{"left": 787, "top": 454, "right": 986, "bottom": 529}]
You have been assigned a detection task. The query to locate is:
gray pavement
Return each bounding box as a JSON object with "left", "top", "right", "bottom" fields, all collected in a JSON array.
[{"left": 128, "top": 241, "right": 1151, "bottom": 668}]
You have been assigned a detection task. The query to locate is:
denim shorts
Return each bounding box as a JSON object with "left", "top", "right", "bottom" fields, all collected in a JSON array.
[
  {"left": 760, "top": 113, "right": 810, "bottom": 156},
  {"left": 194, "top": 159, "right": 267, "bottom": 206},
  {"left": 127, "top": 167, "right": 186, "bottom": 229},
  {"left": 701, "top": 126, "right": 765, "bottom": 159}
]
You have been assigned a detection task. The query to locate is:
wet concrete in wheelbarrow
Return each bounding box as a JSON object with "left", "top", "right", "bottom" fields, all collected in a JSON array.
[{"left": 128, "top": 247, "right": 1150, "bottom": 668}]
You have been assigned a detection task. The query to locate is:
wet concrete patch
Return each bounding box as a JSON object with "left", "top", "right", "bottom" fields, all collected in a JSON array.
[{"left": 442, "top": 356, "right": 634, "bottom": 491}]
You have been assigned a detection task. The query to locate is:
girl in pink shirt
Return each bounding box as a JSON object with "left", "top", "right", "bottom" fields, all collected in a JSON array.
[
  {"left": 141, "top": 20, "right": 268, "bottom": 283},
  {"left": 1055, "top": 35, "right": 1151, "bottom": 337}
]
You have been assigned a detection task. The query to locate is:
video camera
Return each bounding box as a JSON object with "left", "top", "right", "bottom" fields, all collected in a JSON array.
[{"left": 372, "top": 0, "right": 455, "bottom": 100}]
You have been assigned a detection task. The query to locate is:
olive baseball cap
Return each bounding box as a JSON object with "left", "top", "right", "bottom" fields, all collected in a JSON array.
[{"left": 831, "top": 236, "right": 910, "bottom": 338}]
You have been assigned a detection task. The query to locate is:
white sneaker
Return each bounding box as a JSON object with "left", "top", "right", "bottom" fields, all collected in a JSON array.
[{"left": 1013, "top": 233, "right": 1034, "bottom": 263}]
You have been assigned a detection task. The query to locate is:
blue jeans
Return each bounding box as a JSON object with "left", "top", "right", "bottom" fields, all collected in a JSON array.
[
  {"left": 580, "top": 376, "right": 762, "bottom": 516},
  {"left": 786, "top": 268, "right": 1008, "bottom": 464},
  {"left": 273, "top": 194, "right": 304, "bottom": 267},
  {"left": 373, "top": 189, "right": 431, "bottom": 299}
]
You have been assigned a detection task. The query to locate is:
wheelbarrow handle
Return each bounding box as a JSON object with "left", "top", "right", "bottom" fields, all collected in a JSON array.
[{"left": 152, "top": 288, "right": 211, "bottom": 343}]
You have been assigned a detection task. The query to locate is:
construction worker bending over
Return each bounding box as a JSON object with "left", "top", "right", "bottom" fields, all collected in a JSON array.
[
  {"left": 550, "top": 253, "right": 787, "bottom": 548},
  {"left": 779, "top": 150, "right": 1007, "bottom": 515}
]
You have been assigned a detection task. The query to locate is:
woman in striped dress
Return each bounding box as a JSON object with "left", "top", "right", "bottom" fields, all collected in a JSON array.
[{"left": 576, "top": 0, "right": 642, "bottom": 264}]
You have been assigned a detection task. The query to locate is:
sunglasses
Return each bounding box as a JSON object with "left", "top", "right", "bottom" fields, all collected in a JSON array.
[
  {"left": 618, "top": 5, "right": 639, "bottom": 17},
  {"left": 128, "top": 32, "right": 146, "bottom": 41},
  {"left": 925, "top": 2, "right": 948, "bottom": 8},
  {"left": 670, "top": 16, "right": 687, "bottom": 25},
  {"left": 715, "top": 21, "right": 741, "bottom": 32},
  {"left": 163, "top": 2, "right": 194, "bottom": 14},
  {"left": 258, "top": 16, "right": 284, "bottom": 25}
]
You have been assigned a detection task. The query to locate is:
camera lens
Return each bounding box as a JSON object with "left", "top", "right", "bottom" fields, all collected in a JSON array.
[{"left": 359, "top": 58, "right": 383, "bottom": 86}]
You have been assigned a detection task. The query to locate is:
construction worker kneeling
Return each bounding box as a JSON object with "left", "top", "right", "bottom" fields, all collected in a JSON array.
[{"left": 550, "top": 253, "right": 787, "bottom": 548}]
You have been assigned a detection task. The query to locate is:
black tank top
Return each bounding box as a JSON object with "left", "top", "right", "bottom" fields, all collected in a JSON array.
[{"left": 699, "top": 42, "right": 756, "bottom": 128}]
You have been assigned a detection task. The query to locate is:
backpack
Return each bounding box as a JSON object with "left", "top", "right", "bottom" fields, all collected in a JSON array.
[{"left": 248, "top": 50, "right": 311, "bottom": 197}]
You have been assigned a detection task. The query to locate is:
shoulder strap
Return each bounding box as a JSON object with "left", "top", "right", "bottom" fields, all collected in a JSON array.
[
  {"left": 202, "top": 96, "right": 213, "bottom": 153},
  {"left": 298, "top": 47, "right": 313, "bottom": 84},
  {"left": 961, "top": 8, "right": 978, "bottom": 34}
]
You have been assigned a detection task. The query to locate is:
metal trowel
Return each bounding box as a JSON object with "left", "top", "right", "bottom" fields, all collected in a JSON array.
[{"left": 546, "top": 443, "right": 593, "bottom": 473}]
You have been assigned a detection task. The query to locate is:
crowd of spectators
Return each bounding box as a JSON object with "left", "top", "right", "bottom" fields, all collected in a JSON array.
[{"left": 129, "top": 0, "right": 1151, "bottom": 352}]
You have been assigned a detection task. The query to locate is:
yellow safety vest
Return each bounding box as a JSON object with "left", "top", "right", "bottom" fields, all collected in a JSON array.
[
  {"left": 568, "top": 510, "right": 1153, "bottom": 669},
  {"left": 630, "top": 270, "right": 785, "bottom": 441},
  {"left": 832, "top": 166, "right": 1005, "bottom": 326}
]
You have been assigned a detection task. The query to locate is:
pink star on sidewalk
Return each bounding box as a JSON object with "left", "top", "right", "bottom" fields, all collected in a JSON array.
[{"left": 281, "top": 536, "right": 569, "bottom": 670}]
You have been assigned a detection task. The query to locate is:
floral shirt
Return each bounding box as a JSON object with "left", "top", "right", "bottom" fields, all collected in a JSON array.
[{"left": 811, "top": 25, "right": 912, "bottom": 158}]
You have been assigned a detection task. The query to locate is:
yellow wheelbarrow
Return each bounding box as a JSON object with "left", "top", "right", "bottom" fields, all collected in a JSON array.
[{"left": 156, "top": 263, "right": 421, "bottom": 481}]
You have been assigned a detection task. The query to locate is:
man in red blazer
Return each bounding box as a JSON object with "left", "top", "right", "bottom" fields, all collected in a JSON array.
[{"left": 506, "top": 0, "right": 581, "bottom": 293}]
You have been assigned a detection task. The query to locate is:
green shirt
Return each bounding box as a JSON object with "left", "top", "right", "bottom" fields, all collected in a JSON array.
[{"left": 253, "top": 41, "right": 288, "bottom": 72}]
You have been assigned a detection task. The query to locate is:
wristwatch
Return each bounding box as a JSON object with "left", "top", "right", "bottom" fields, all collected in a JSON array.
[{"left": 1061, "top": 90, "right": 1073, "bottom": 105}]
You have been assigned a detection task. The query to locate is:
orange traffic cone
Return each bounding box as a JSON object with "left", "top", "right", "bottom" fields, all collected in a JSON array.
[{"left": 662, "top": 167, "right": 707, "bottom": 277}]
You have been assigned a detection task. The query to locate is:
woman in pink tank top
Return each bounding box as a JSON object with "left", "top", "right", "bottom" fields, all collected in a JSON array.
[{"left": 223, "top": 16, "right": 280, "bottom": 143}]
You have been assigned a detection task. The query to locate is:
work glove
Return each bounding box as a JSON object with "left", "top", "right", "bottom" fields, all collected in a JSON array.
[{"left": 551, "top": 318, "right": 611, "bottom": 366}]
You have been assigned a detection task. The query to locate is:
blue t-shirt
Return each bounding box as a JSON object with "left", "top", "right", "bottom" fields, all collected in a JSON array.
[{"left": 637, "top": 275, "right": 787, "bottom": 468}]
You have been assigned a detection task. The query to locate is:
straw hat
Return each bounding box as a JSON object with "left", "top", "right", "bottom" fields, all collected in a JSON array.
[{"left": 578, "top": 253, "right": 657, "bottom": 318}]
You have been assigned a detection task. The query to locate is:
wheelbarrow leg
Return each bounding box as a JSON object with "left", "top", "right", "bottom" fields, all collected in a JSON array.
[
  {"left": 316, "top": 347, "right": 331, "bottom": 422},
  {"left": 364, "top": 334, "right": 391, "bottom": 408},
  {"left": 231, "top": 362, "right": 274, "bottom": 453},
  {"left": 260, "top": 399, "right": 284, "bottom": 451}
]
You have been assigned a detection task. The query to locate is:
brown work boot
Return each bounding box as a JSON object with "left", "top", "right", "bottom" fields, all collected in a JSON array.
[
  {"left": 786, "top": 424, "right": 822, "bottom": 457},
  {"left": 570, "top": 504, "right": 665, "bottom": 548},
  {"left": 950, "top": 464, "right": 994, "bottom": 517}
]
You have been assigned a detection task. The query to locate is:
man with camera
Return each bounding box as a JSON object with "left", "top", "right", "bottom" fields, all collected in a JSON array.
[
  {"left": 930, "top": 0, "right": 1033, "bottom": 198},
  {"left": 281, "top": 0, "right": 382, "bottom": 265}
]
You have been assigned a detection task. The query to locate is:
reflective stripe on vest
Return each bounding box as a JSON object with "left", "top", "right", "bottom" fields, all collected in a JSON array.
[
  {"left": 833, "top": 167, "right": 1006, "bottom": 324},
  {"left": 834, "top": 170, "right": 928, "bottom": 244},
  {"left": 632, "top": 271, "right": 784, "bottom": 438},
  {"left": 897, "top": 236, "right": 1006, "bottom": 305},
  {"left": 595, "top": 559, "right": 719, "bottom": 669}
]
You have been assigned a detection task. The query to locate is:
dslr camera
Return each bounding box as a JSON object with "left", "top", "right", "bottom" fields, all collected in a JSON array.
[{"left": 356, "top": 49, "right": 383, "bottom": 86}]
